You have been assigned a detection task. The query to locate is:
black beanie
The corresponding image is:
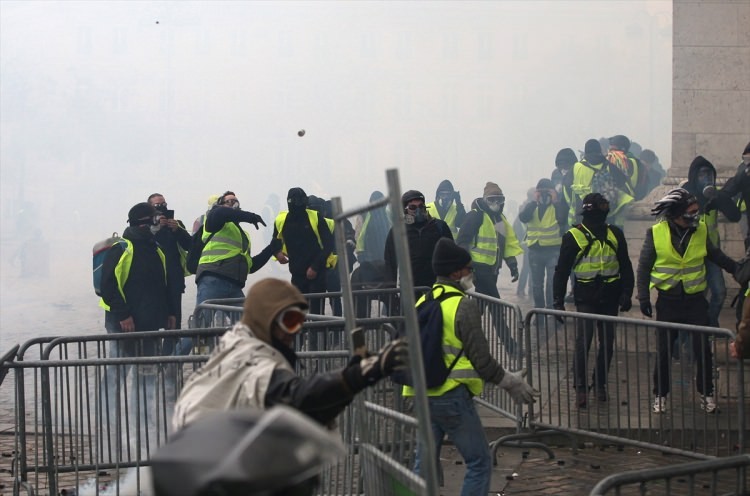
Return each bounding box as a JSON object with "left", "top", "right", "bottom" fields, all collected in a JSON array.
[
  {"left": 536, "top": 178, "right": 554, "bottom": 190},
  {"left": 609, "top": 135, "right": 631, "bottom": 151},
  {"left": 584, "top": 139, "right": 602, "bottom": 155},
  {"left": 287, "top": 187, "right": 308, "bottom": 208},
  {"left": 555, "top": 148, "right": 577, "bottom": 169},
  {"left": 432, "top": 238, "right": 472, "bottom": 277},
  {"left": 128, "top": 202, "right": 156, "bottom": 224},
  {"left": 401, "top": 190, "right": 425, "bottom": 208}
]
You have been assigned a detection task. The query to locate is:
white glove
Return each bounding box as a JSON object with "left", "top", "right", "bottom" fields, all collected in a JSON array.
[{"left": 499, "top": 368, "right": 539, "bottom": 404}]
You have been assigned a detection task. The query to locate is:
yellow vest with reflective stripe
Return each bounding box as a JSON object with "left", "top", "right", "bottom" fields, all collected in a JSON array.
[
  {"left": 469, "top": 212, "right": 522, "bottom": 265},
  {"left": 702, "top": 208, "right": 719, "bottom": 247},
  {"left": 356, "top": 213, "right": 372, "bottom": 252},
  {"left": 649, "top": 220, "right": 707, "bottom": 294},
  {"left": 525, "top": 205, "right": 562, "bottom": 247},
  {"left": 275, "top": 210, "right": 336, "bottom": 267},
  {"left": 99, "top": 239, "right": 167, "bottom": 311},
  {"left": 402, "top": 284, "right": 483, "bottom": 397},
  {"left": 568, "top": 161, "right": 634, "bottom": 225},
  {"left": 199, "top": 218, "right": 252, "bottom": 269},
  {"left": 570, "top": 225, "right": 620, "bottom": 283},
  {"left": 426, "top": 201, "right": 459, "bottom": 236}
]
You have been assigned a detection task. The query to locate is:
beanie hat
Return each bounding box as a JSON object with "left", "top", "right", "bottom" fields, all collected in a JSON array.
[
  {"left": 554, "top": 148, "right": 577, "bottom": 169},
  {"left": 639, "top": 149, "right": 657, "bottom": 163},
  {"left": 287, "top": 187, "right": 308, "bottom": 208},
  {"left": 241, "top": 278, "right": 309, "bottom": 344},
  {"left": 483, "top": 182, "right": 503, "bottom": 199},
  {"left": 609, "top": 135, "right": 631, "bottom": 151},
  {"left": 401, "top": 190, "right": 425, "bottom": 208},
  {"left": 536, "top": 178, "right": 554, "bottom": 190},
  {"left": 128, "top": 202, "right": 156, "bottom": 224},
  {"left": 432, "top": 238, "right": 472, "bottom": 277},
  {"left": 584, "top": 139, "right": 602, "bottom": 155},
  {"left": 580, "top": 193, "right": 608, "bottom": 214}
]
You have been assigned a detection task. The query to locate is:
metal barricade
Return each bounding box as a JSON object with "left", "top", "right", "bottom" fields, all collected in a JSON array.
[
  {"left": 525, "top": 308, "right": 747, "bottom": 458},
  {"left": 589, "top": 453, "right": 750, "bottom": 495}
]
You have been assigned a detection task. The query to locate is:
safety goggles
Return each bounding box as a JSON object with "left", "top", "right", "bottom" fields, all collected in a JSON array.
[
  {"left": 152, "top": 202, "right": 168, "bottom": 210},
  {"left": 485, "top": 196, "right": 505, "bottom": 205},
  {"left": 583, "top": 199, "right": 610, "bottom": 211},
  {"left": 222, "top": 198, "right": 240, "bottom": 207},
  {"left": 405, "top": 204, "right": 426, "bottom": 212},
  {"left": 275, "top": 306, "right": 308, "bottom": 335}
]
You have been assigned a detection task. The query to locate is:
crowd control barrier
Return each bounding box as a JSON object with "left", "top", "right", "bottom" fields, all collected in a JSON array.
[
  {"left": 525, "top": 308, "right": 747, "bottom": 459},
  {"left": 589, "top": 453, "right": 749, "bottom": 495}
]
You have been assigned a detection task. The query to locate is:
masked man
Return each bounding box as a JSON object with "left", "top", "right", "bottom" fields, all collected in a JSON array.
[{"left": 426, "top": 179, "right": 466, "bottom": 237}]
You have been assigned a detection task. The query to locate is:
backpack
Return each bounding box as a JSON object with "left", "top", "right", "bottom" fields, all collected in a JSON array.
[
  {"left": 630, "top": 156, "right": 650, "bottom": 201},
  {"left": 392, "top": 287, "right": 464, "bottom": 388},
  {"left": 587, "top": 162, "right": 621, "bottom": 207},
  {"left": 92, "top": 233, "right": 125, "bottom": 296},
  {"left": 185, "top": 226, "right": 216, "bottom": 275}
]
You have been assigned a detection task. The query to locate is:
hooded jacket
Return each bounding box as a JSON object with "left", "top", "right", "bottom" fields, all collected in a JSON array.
[
  {"left": 383, "top": 214, "right": 453, "bottom": 288},
  {"left": 683, "top": 156, "right": 740, "bottom": 246},
  {"left": 426, "top": 180, "right": 466, "bottom": 234},
  {"left": 456, "top": 198, "right": 521, "bottom": 272},
  {"left": 173, "top": 279, "right": 370, "bottom": 431}
]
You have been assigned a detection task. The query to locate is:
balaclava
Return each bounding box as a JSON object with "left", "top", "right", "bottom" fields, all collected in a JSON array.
[
  {"left": 580, "top": 192, "right": 609, "bottom": 226},
  {"left": 287, "top": 187, "right": 308, "bottom": 213},
  {"left": 584, "top": 139, "right": 605, "bottom": 165}
]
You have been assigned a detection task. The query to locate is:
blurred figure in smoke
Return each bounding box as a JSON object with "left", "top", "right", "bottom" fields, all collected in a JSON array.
[{"left": 638, "top": 149, "right": 666, "bottom": 196}]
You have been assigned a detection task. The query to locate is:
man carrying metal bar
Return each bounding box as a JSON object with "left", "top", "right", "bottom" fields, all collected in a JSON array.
[
  {"left": 637, "top": 188, "right": 740, "bottom": 414},
  {"left": 173, "top": 278, "right": 408, "bottom": 430},
  {"left": 553, "top": 193, "right": 634, "bottom": 409},
  {"left": 404, "top": 238, "right": 538, "bottom": 496}
]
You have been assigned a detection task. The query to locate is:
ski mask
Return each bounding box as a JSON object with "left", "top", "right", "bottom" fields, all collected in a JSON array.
[
  {"left": 584, "top": 139, "right": 605, "bottom": 165},
  {"left": 581, "top": 193, "right": 610, "bottom": 226},
  {"left": 287, "top": 187, "right": 308, "bottom": 212}
]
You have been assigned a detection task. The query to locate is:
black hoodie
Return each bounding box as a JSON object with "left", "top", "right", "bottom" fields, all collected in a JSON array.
[{"left": 684, "top": 156, "right": 740, "bottom": 241}]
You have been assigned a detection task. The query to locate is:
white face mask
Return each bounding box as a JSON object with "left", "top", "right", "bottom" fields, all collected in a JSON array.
[
  {"left": 150, "top": 224, "right": 162, "bottom": 234},
  {"left": 459, "top": 273, "right": 474, "bottom": 291},
  {"left": 488, "top": 202, "right": 502, "bottom": 213}
]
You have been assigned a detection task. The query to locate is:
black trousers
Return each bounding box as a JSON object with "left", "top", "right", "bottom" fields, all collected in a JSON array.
[
  {"left": 652, "top": 294, "right": 714, "bottom": 397},
  {"left": 473, "top": 265, "right": 517, "bottom": 356},
  {"left": 573, "top": 301, "right": 618, "bottom": 393}
]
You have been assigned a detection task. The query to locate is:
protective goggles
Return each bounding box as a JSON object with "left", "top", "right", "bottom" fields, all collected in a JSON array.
[
  {"left": 152, "top": 202, "right": 168, "bottom": 210},
  {"left": 221, "top": 198, "right": 240, "bottom": 207},
  {"left": 582, "top": 199, "right": 610, "bottom": 211},
  {"left": 275, "top": 306, "right": 308, "bottom": 334},
  {"left": 405, "top": 204, "right": 426, "bottom": 212},
  {"left": 485, "top": 196, "right": 505, "bottom": 205}
]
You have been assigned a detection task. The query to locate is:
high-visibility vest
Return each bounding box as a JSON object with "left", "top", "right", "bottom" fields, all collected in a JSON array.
[
  {"left": 426, "top": 201, "right": 460, "bottom": 236},
  {"left": 469, "top": 212, "right": 523, "bottom": 265},
  {"left": 525, "top": 205, "right": 562, "bottom": 247},
  {"left": 402, "top": 284, "right": 482, "bottom": 397},
  {"left": 99, "top": 239, "right": 167, "bottom": 311},
  {"left": 649, "top": 220, "right": 707, "bottom": 294},
  {"left": 199, "top": 218, "right": 252, "bottom": 269},
  {"left": 568, "top": 160, "right": 634, "bottom": 225},
  {"left": 569, "top": 224, "right": 620, "bottom": 283},
  {"left": 356, "top": 212, "right": 372, "bottom": 252},
  {"left": 275, "top": 210, "right": 336, "bottom": 268}
]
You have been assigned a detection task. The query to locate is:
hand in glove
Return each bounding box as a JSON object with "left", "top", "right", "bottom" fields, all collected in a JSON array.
[
  {"left": 639, "top": 300, "right": 653, "bottom": 318},
  {"left": 454, "top": 191, "right": 462, "bottom": 204},
  {"left": 618, "top": 294, "right": 632, "bottom": 312},
  {"left": 246, "top": 213, "right": 266, "bottom": 230},
  {"left": 357, "top": 338, "right": 409, "bottom": 386},
  {"left": 510, "top": 266, "right": 519, "bottom": 283},
  {"left": 499, "top": 368, "right": 540, "bottom": 404}
]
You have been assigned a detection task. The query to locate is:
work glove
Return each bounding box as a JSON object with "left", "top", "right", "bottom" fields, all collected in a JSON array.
[
  {"left": 357, "top": 338, "right": 409, "bottom": 386},
  {"left": 552, "top": 301, "right": 565, "bottom": 324},
  {"left": 246, "top": 213, "right": 266, "bottom": 230},
  {"left": 510, "top": 266, "right": 519, "bottom": 283},
  {"left": 499, "top": 368, "right": 540, "bottom": 405},
  {"left": 618, "top": 294, "right": 632, "bottom": 312},
  {"left": 639, "top": 300, "right": 653, "bottom": 318}
]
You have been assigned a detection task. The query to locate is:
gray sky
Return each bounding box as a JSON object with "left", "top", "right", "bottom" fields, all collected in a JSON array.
[{"left": 0, "top": 0, "right": 672, "bottom": 341}]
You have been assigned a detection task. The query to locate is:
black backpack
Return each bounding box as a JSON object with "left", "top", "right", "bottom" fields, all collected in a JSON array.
[
  {"left": 393, "top": 286, "right": 464, "bottom": 388},
  {"left": 185, "top": 226, "right": 216, "bottom": 275}
]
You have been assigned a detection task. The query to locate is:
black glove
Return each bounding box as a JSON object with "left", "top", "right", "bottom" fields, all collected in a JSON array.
[
  {"left": 553, "top": 301, "right": 565, "bottom": 324},
  {"left": 639, "top": 300, "right": 652, "bottom": 318},
  {"left": 357, "top": 338, "right": 409, "bottom": 386},
  {"left": 510, "top": 266, "right": 519, "bottom": 282},
  {"left": 454, "top": 191, "right": 462, "bottom": 204},
  {"left": 618, "top": 294, "right": 632, "bottom": 312},
  {"left": 246, "top": 212, "right": 266, "bottom": 230}
]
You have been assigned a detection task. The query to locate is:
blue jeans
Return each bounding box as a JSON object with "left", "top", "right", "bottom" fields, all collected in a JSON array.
[
  {"left": 176, "top": 274, "right": 245, "bottom": 355},
  {"left": 705, "top": 260, "right": 726, "bottom": 328},
  {"left": 414, "top": 385, "right": 491, "bottom": 496}
]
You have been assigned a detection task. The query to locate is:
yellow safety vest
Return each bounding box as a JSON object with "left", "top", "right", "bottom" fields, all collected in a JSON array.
[
  {"left": 356, "top": 212, "right": 372, "bottom": 252},
  {"left": 649, "top": 220, "right": 707, "bottom": 294},
  {"left": 568, "top": 161, "right": 634, "bottom": 225},
  {"left": 99, "top": 239, "right": 167, "bottom": 311},
  {"left": 199, "top": 218, "right": 252, "bottom": 269},
  {"left": 427, "top": 201, "right": 460, "bottom": 236},
  {"left": 402, "top": 284, "right": 483, "bottom": 397},
  {"left": 569, "top": 225, "right": 620, "bottom": 283},
  {"left": 469, "top": 212, "right": 523, "bottom": 265},
  {"left": 275, "top": 210, "right": 336, "bottom": 268},
  {"left": 525, "top": 205, "right": 562, "bottom": 247}
]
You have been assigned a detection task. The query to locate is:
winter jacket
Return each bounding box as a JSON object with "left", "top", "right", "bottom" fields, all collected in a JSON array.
[
  {"left": 456, "top": 198, "right": 521, "bottom": 273},
  {"left": 383, "top": 217, "right": 453, "bottom": 288}
]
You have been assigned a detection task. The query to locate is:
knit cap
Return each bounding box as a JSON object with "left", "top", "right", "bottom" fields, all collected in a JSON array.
[
  {"left": 432, "top": 238, "right": 472, "bottom": 277},
  {"left": 483, "top": 182, "right": 503, "bottom": 199}
]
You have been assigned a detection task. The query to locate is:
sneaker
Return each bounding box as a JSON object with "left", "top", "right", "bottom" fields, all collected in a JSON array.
[
  {"left": 576, "top": 392, "right": 588, "bottom": 409},
  {"left": 700, "top": 396, "right": 718, "bottom": 414},
  {"left": 652, "top": 396, "right": 667, "bottom": 414}
]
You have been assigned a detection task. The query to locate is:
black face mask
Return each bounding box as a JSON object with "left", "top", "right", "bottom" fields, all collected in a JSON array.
[
  {"left": 584, "top": 209, "right": 609, "bottom": 225},
  {"left": 585, "top": 152, "right": 605, "bottom": 165}
]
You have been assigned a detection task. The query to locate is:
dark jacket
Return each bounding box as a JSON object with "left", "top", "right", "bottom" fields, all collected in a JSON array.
[
  {"left": 198, "top": 206, "right": 280, "bottom": 287},
  {"left": 430, "top": 179, "right": 466, "bottom": 227},
  {"left": 273, "top": 208, "right": 334, "bottom": 276},
  {"left": 553, "top": 222, "right": 633, "bottom": 307},
  {"left": 684, "top": 156, "right": 740, "bottom": 234},
  {"left": 101, "top": 226, "right": 173, "bottom": 330},
  {"left": 383, "top": 217, "right": 453, "bottom": 288},
  {"left": 636, "top": 219, "right": 737, "bottom": 302},
  {"left": 153, "top": 220, "right": 192, "bottom": 294},
  {"left": 719, "top": 162, "right": 750, "bottom": 238},
  {"left": 456, "top": 198, "right": 518, "bottom": 274}
]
